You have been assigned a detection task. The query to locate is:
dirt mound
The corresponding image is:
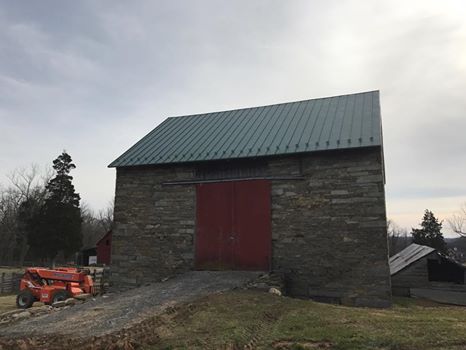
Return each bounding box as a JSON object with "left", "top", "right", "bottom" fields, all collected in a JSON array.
[
  {"left": 0, "top": 271, "right": 261, "bottom": 349},
  {"left": 1, "top": 302, "right": 227, "bottom": 349},
  {"left": 0, "top": 315, "right": 163, "bottom": 350},
  {"left": 0, "top": 271, "right": 260, "bottom": 340}
]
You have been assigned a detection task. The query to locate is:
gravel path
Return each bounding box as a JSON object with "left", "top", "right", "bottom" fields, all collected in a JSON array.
[{"left": 0, "top": 271, "right": 261, "bottom": 339}]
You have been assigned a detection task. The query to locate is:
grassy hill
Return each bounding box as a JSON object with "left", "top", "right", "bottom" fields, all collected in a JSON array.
[
  {"left": 2, "top": 290, "right": 466, "bottom": 349},
  {"left": 142, "top": 290, "right": 466, "bottom": 350}
]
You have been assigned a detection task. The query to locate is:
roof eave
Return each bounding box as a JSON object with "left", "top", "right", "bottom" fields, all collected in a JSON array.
[{"left": 109, "top": 144, "right": 383, "bottom": 168}]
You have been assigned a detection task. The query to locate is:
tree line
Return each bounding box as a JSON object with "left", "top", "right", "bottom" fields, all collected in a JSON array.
[{"left": 0, "top": 151, "right": 112, "bottom": 266}]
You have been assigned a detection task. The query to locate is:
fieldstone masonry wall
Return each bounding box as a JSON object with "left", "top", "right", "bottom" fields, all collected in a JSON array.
[
  {"left": 268, "top": 148, "right": 391, "bottom": 307},
  {"left": 112, "top": 147, "right": 391, "bottom": 307},
  {"left": 112, "top": 166, "right": 196, "bottom": 286}
]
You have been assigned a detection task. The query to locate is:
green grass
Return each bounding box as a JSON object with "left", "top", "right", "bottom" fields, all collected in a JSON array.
[
  {"left": 0, "top": 295, "right": 16, "bottom": 314},
  {"left": 143, "top": 290, "right": 466, "bottom": 350},
  {"left": 0, "top": 294, "right": 47, "bottom": 314},
  {"left": 2, "top": 289, "right": 466, "bottom": 350}
]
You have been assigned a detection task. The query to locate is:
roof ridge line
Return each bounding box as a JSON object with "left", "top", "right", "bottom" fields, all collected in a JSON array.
[{"left": 167, "top": 90, "right": 380, "bottom": 120}]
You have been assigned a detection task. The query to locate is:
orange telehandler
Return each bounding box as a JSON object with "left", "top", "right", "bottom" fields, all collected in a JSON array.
[{"left": 16, "top": 267, "right": 94, "bottom": 309}]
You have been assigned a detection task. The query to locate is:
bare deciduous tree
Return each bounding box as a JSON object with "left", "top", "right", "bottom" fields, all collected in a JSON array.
[
  {"left": 448, "top": 203, "right": 466, "bottom": 237},
  {"left": 0, "top": 164, "right": 51, "bottom": 265},
  {"left": 81, "top": 200, "right": 114, "bottom": 249},
  {"left": 0, "top": 185, "right": 19, "bottom": 264},
  {"left": 387, "top": 219, "right": 410, "bottom": 256},
  {"left": 97, "top": 200, "right": 114, "bottom": 232}
]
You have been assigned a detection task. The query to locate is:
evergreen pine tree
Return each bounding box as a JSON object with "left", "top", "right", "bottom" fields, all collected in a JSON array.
[
  {"left": 411, "top": 209, "right": 447, "bottom": 253},
  {"left": 28, "top": 152, "right": 82, "bottom": 261},
  {"left": 17, "top": 197, "right": 43, "bottom": 261}
]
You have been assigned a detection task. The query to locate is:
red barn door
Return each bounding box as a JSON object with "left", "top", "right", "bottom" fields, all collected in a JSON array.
[
  {"left": 195, "top": 182, "right": 234, "bottom": 269},
  {"left": 195, "top": 180, "right": 271, "bottom": 270}
]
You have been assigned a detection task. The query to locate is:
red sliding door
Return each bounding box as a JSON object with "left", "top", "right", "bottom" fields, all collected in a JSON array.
[{"left": 195, "top": 180, "right": 271, "bottom": 270}]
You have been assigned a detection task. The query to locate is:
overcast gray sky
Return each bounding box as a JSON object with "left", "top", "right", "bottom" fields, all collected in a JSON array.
[{"left": 1, "top": 0, "right": 465, "bottom": 235}]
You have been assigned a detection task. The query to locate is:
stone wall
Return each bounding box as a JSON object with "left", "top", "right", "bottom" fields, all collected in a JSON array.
[
  {"left": 111, "top": 165, "right": 196, "bottom": 286},
  {"left": 268, "top": 148, "right": 391, "bottom": 307},
  {"left": 111, "top": 147, "right": 391, "bottom": 307}
]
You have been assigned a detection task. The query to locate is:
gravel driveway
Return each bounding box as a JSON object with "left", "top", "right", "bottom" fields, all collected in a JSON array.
[{"left": 0, "top": 271, "right": 261, "bottom": 339}]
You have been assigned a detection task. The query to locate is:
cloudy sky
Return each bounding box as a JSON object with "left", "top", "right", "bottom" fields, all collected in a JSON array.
[{"left": 1, "top": 0, "right": 465, "bottom": 235}]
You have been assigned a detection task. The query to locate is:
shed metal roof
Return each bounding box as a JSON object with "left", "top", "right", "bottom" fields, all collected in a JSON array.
[
  {"left": 389, "top": 243, "right": 436, "bottom": 276},
  {"left": 109, "top": 90, "right": 382, "bottom": 167}
]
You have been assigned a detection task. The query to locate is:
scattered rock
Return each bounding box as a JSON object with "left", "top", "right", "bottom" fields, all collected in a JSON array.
[
  {"left": 269, "top": 287, "right": 282, "bottom": 296},
  {"left": 29, "top": 306, "right": 52, "bottom": 315},
  {"left": 0, "top": 306, "right": 56, "bottom": 327},
  {"left": 12, "top": 311, "right": 31, "bottom": 319},
  {"left": 65, "top": 298, "right": 76, "bottom": 306},
  {"left": 247, "top": 272, "right": 286, "bottom": 295},
  {"left": 51, "top": 301, "right": 66, "bottom": 308},
  {"left": 0, "top": 309, "right": 24, "bottom": 317},
  {"left": 74, "top": 293, "right": 91, "bottom": 301}
]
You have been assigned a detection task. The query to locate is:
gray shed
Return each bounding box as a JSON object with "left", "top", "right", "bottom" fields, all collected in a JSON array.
[{"left": 390, "top": 243, "right": 466, "bottom": 305}]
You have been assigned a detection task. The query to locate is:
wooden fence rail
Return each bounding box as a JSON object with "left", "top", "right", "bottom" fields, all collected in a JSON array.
[
  {"left": 89, "top": 266, "right": 111, "bottom": 295},
  {"left": 0, "top": 272, "right": 22, "bottom": 294}
]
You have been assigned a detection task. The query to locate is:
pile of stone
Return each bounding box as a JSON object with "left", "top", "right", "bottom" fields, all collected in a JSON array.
[
  {"left": 0, "top": 306, "right": 51, "bottom": 326},
  {"left": 246, "top": 272, "right": 285, "bottom": 296},
  {"left": 0, "top": 294, "right": 92, "bottom": 326}
]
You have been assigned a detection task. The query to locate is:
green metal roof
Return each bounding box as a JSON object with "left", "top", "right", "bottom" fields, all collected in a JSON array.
[{"left": 109, "top": 91, "right": 382, "bottom": 167}]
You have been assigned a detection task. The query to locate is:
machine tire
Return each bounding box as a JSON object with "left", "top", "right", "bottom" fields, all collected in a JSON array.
[
  {"left": 51, "top": 290, "right": 70, "bottom": 304},
  {"left": 16, "top": 290, "right": 35, "bottom": 309}
]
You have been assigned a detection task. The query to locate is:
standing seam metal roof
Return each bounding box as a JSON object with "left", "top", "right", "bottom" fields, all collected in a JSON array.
[{"left": 109, "top": 90, "right": 382, "bottom": 167}]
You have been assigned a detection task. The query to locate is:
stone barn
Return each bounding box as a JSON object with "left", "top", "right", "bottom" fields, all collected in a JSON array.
[{"left": 109, "top": 90, "right": 392, "bottom": 307}]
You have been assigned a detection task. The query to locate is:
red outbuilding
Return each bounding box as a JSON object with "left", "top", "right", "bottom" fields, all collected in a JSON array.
[{"left": 96, "top": 230, "right": 112, "bottom": 265}]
